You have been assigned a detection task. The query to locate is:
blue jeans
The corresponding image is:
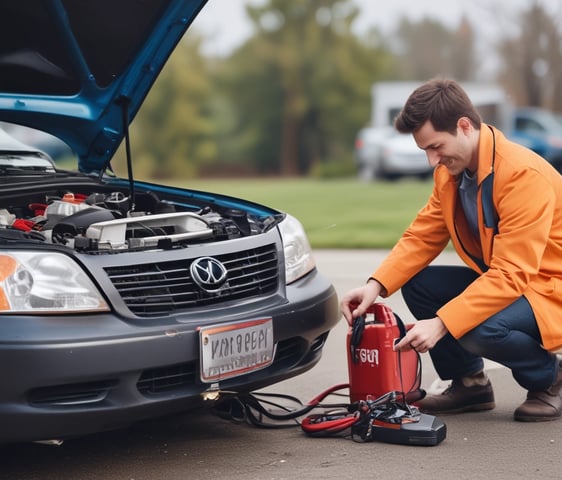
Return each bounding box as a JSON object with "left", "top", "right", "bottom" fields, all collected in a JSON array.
[{"left": 401, "top": 265, "right": 559, "bottom": 391}]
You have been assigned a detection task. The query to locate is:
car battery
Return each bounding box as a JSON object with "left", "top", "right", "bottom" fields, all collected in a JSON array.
[{"left": 347, "top": 303, "right": 419, "bottom": 403}]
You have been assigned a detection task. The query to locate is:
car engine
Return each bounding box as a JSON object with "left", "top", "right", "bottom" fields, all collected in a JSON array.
[{"left": 0, "top": 189, "right": 273, "bottom": 253}]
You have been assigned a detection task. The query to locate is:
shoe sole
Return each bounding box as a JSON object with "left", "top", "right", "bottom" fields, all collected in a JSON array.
[
  {"left": 418, "top": 401, "right": 496, "bottom": 415},
  {"left": 514, "top": 413, "right": 562, "bottom": 422}
]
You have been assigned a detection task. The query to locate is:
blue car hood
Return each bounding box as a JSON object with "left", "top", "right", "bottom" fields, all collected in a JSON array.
[{"left": 0, "top": 0, "right": 206, "bottom": 174}]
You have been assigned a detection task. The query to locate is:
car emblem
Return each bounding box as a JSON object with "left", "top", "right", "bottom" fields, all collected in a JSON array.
[{"left": 190, "top": 257, "right": 228, "bottom": 292}]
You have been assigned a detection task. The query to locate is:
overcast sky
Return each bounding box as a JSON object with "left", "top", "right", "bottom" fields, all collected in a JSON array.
[{"left": 195, "top": 0, "right": 562, "bottom": 63}]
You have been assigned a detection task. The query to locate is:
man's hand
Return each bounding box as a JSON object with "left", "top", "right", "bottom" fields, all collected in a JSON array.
[
  {"left": 394, "top": 316, "right": 448, "bottom": 353},
  {"left": 340, "top": 279, "right": 383, "bottom": 325}
]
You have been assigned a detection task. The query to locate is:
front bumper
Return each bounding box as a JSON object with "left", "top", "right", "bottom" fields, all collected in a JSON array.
[{"left": 0, "top": 269, "right": 339, "bottom": 444}]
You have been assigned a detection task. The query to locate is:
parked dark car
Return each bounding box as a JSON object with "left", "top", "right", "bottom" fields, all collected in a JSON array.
[
  {"left": 510, "top": 107, "right": 562, "bottom": 172},
  {"left": 0, "top": 1, "right": 339, "bottom": 444}
]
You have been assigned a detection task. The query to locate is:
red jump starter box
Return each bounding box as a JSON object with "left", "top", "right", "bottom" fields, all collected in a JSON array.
[{"left": 346, "top": 303, "right": 420, "bottom": 402}]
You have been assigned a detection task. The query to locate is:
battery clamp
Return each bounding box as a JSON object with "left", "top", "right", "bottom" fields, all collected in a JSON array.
[{"left": 211, "top": 303, "right": 446, "bottom": 447}]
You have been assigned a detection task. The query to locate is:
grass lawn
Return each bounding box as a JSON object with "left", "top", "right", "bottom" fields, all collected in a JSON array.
[{"left": 185, "top": 177, "right": 434, "bottom": 249}]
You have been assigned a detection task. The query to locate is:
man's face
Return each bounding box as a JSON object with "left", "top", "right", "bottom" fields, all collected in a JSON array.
[{"left": 413, "top": 119, "right": 476, "bottom": 176}]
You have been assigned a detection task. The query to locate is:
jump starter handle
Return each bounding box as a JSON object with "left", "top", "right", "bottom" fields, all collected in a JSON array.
[{"left": 373, "top": 303, "right": 407, "bottom": 340}]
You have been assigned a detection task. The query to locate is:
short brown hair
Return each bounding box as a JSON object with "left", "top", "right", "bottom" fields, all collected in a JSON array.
[{"left": 394, "top": 78, "right": 482, "bottom": 134}]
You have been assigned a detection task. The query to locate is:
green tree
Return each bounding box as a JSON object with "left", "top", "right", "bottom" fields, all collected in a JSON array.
[
  {"left": 114, "top": 33, "right": 217, "bottom": 180},
  {"left": 216, "top": 0, "right": 398, "bottom": 176}
]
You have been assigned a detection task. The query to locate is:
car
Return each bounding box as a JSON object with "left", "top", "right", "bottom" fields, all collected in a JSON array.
[
  {"left": 509, "top": 107, "right": 562, "bottom": 173},
  {"left": 354, "top": 126, "right": 432, "bottom": 181},
  {"left": 0, "top": 1, "right": 339, "bottom": 444}
]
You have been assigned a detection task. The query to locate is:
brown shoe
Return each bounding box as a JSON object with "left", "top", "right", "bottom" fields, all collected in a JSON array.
[
  {"left": 514, "top": 363, "right": 562, "bottom": 422},
  {"left": 416, "top": 379, "right": 495, "bottom": 414}
]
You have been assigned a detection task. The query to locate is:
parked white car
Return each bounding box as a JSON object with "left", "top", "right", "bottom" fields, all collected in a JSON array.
[{"left": 354, "top": 126, "right": 432, "bottom": 181}]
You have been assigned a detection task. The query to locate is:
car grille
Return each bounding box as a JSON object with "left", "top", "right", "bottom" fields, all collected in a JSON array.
[
  {"left": 137, "top": 337, "right": 307, "bottom": 396},
  {"left": 137, "top": 362, "right": 198, "bottom": 395},
  {"left": 25, "top": 337, "right": 324, "bottom": 405},
  {"left": 104, "top": 244, "right": 279, "bottom": 317},
  {"left": 28, "top": 380, "right": 119, "bottom": 407}
]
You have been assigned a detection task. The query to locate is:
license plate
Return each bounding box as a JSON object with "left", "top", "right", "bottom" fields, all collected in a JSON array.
[{"left": 199, "top": 318, "right": 275, "bottom": 383}]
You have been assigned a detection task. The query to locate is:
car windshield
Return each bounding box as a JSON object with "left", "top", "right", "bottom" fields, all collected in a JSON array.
[{"left": 535, "top": 110, "right": 562, "bottom": 133}]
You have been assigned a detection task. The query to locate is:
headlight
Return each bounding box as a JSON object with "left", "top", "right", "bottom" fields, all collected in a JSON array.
[
  {"left": 0, "top": 251, "right": 109, "bottom": 313},
  {"left": 278, "top": 214, "right": 315, "bottom": 284}
]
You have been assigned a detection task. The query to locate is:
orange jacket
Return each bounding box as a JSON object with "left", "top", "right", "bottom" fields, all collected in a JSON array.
[{"left": 372, "top": 125, "right": 562, "bottom": 351}]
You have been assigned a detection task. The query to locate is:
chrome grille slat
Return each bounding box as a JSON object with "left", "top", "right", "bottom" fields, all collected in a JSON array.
[
  {"left": 117, "top": 279, "right": 195, "bottom": 294},
  {"left": 104, "top": 244, "right": 279, "bottom": 316}
]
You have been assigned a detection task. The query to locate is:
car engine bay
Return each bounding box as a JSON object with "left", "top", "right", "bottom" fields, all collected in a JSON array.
[{"left": 0, "top": 187, "right": 278, "bottom": 253}]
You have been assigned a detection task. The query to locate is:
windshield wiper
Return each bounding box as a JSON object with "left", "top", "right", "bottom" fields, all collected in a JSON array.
[{"left": 0, "top": 166, "right": 56, "bottom": 175}]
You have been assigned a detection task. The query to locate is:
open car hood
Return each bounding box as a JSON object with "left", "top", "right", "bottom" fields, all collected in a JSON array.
[{"left": 0, "top": 0, "right": 207, "bottom": 174}]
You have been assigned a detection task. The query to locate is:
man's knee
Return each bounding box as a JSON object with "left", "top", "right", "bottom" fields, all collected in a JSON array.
[{"left": 460, "top": 322, "right": 507, "bottom": 357}]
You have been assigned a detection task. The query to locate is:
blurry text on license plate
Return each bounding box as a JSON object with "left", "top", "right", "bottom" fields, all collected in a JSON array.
[{"left": 199, "top": 318, "right": 275, "bottom": 382}]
